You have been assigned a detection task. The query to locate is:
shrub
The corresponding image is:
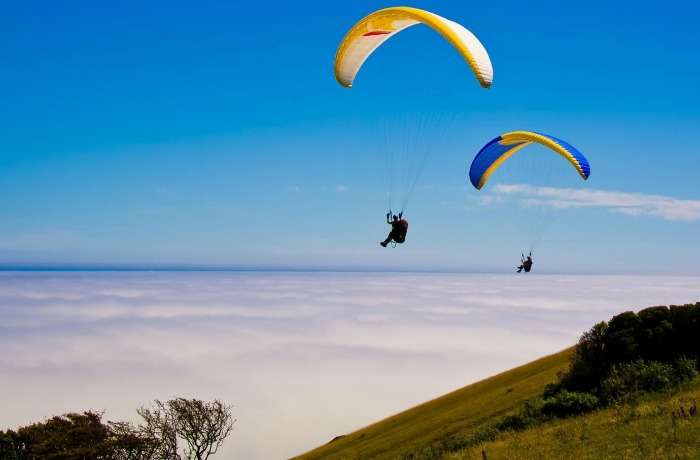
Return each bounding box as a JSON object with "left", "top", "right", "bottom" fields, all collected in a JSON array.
[
  {"left": 543, "top": 381, "right": 562, "bottom": 399},
  {"left": 493, "top": 398, "right": 547, "bottom": 432},
  {"left": 468, "top": 425, "right": 501, "bottom": 445},
  {"left": 600, "top": 360, "right": 675, "bottom": 403},
  {"left": 541, "top": 390, "right": 599, "bottom": 417},
  {"left": 556, "top": 303, "right": 700, "bottom": 398},
  {"left": 0, "top": 431, "right": 19, "bottom": 460},
  {"left": 673, "top": 356, "right": 698, "bottom": 383},
  {"left": 563, "top": 322, "right": 609, "bottom": 393}
]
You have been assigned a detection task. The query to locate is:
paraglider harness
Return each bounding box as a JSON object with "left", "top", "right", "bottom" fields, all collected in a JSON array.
[
  {"left": 386, "top": 211, "right": 408, "bottom": 248},
  {"left": 517, "top": 251, "right": 533, "bottom": 273}
]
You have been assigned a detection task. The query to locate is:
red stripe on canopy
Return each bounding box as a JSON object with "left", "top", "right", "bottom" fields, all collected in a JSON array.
[{"left": 363, "top": 30, "right": 392, "bottom": 36}]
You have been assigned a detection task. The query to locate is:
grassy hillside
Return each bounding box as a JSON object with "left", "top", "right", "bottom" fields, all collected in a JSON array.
[
  {"left": 294, "top": 348, "right": 573, "bottom": 460},
  {"left": 298, "top": 303, "right": 700, "bottom": 459},
  {"left": 449, "top": 378, "right": 700, "bottom": 460}
]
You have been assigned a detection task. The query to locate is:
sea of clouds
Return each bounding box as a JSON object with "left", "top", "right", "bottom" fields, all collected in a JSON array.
[{"left": 2, "top": 271, "right": 700, "bottom": 458}]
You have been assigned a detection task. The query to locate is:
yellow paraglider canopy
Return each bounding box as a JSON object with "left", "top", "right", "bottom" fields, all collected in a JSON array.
[{"left": 334, "top": 6, "right": 493, "bottom": 89}]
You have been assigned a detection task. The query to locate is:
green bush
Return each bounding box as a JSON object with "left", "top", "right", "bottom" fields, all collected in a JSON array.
[
  {"left": 600, "top": 360, "right": 675, "bottom": 403},
  {"left": 556, "top": 303, "right": 700, "bottom": 396},
  {"left": 541, "top": 391, "right": 599, "bottom": 417},
  {"left": 468, "top": 425, "right": 501, "bottom": 445},
  {"left": 497, "top": 413, "right": 536, "bottom": 431},
  {"left": 497, "top": 398, "right": 547, "bottom": 431},
  {"left": 673, "top": 356, "right": 698, "bottom": 383},
  {"left": 0, "top": 431, "right": 19, "bottom": 460},
  {"left": 542, "top": 381, "right": 562, "bottom": 399}
]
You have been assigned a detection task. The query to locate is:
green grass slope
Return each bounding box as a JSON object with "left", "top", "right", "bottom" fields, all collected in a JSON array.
[
  {"left": 448, "top": 379, "right": 700, "bottom": 460},
  {"left": 294, "top": 348, "right": 573, "bottom": 460}
]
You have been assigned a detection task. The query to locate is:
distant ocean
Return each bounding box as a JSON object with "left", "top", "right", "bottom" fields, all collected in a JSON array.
[{"left": 2, "top": 271, "right": 699, "bottom": 459}]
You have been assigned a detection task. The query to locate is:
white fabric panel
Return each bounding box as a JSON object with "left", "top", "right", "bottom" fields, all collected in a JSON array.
[
  {"left": 336, "top": 19, "right": 419, "bottom": 87},
  {"left": 443, "top": 18, "right": 493, "bottom": 86}
]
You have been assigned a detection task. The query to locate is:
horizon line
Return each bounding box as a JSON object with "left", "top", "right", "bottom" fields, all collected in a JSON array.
[{"left": 0, "top": 264, "right": 695, "bottom": 277}]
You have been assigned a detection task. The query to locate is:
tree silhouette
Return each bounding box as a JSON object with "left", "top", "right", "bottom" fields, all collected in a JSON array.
[{"left": 139, "top": 398, "right": 235, "bottom": 460}]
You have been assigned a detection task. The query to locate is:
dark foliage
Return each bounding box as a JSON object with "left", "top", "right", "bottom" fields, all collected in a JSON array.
[
  {"left": 0, "top": 430, "right": 20, "bottom": 460},
  {"left": 0, "top": 411, "right": 160, "bottom": 460},
  {"left": 599, "top": 360, "right": 674, "bottom": 403},
  {"left": 559, "top": 302, "right": 700, "bottom": 396},
  {"left": 0, "top": 399, "right": 235, "bottom": 460},
  {"left": 138, "top": 398, "right": 235, "bottom": 460},
  {"left": 673, "top": 356, "right": 699, "bottom": 383},
  {"left": 541, "top": 390, "right": 600, "bottom": 417},
  {"left": 496, "top": 399, "right": 547, "bottom": 431},
  {"left": 0, "top": 411, "right": 111, "bottom": 460}
]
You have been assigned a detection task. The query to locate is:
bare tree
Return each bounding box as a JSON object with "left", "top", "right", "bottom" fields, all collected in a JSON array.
[
  {"left": 139, "top": 398, "right": 235, "bottom": 460},
  {"left": 109, "top": 420, "right": 168, "bottom": 460},
  {"left": 137, "top": 403, "right": 181, "bottom": 459}
]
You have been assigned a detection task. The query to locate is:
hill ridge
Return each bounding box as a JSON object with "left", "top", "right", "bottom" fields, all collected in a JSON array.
[{"left": 295, "top": 348, "right": 573, "bottom": 460}]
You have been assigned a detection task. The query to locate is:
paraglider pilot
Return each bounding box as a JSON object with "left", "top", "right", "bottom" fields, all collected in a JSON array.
[
  {"left": 517, "top": 252, "right": 533, "bottom": 273},
  {"left": 380, "top": 212, "right": 409, "bottom": 247}
]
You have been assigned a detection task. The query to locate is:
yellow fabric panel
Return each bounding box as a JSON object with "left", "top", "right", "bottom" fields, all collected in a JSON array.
[
  {"left": 477, "top": 142, "right": 531, "bottom": 189},
  {"left": 500, "top": 131, "right": 587, "bottom": 180},
  {"left": 334, "top": 6, "right": 491, "bottom": 88}
]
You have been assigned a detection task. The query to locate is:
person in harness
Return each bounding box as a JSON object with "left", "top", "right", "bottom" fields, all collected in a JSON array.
[
  {"left": 380, "top": 212, "right": 409, "bottom": 247},
  {"left": 517, "top": 252, "right": 533, "bottom": 273}
]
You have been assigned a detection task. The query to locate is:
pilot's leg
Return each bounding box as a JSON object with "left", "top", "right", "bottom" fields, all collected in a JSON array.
[{"left": 380, "top": 233, "right": 393, "bottom": 247}]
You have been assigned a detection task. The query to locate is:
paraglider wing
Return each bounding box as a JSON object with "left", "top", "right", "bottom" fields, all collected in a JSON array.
[
  {"left": 469, "top": 131, "right": 590, "bottom": 190},
  {"left": 334, "top": 7, "right": 493, "bottom": 89}
]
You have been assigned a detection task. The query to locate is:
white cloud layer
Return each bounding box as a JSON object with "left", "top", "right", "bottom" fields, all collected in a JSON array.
[
  {"left": 1, "top": 272, "right": 700, "bottom": 458},
  {"left": 492, "top": 184, "right": 700, "bottom": 221}
]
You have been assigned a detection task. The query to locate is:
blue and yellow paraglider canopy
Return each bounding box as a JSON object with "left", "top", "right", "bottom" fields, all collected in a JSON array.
[{"left": 469, "top": 131, "right": 590, "bottom": 190}]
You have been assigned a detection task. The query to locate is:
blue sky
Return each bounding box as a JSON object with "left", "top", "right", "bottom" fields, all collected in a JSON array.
[{"left": 1, "top": 0, "right": 699, "bottom": 272}]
